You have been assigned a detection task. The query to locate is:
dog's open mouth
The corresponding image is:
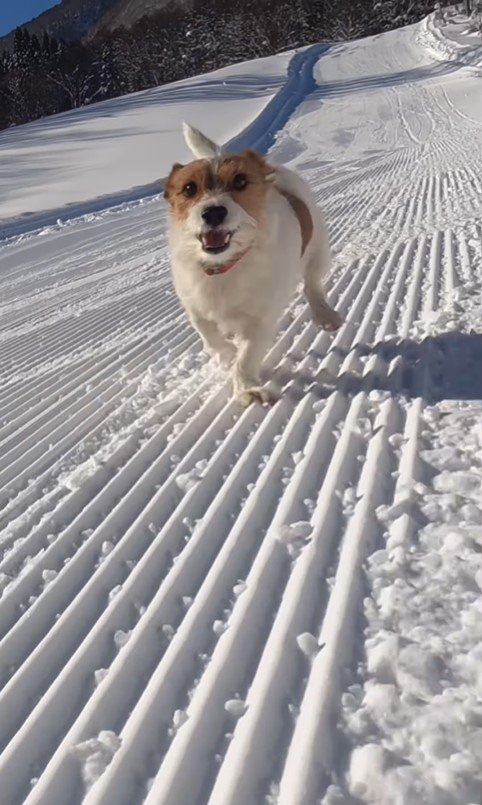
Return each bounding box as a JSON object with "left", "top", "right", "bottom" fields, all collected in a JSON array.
[{"left": 200, "top": 230, "right": 232, "bottom": 254}]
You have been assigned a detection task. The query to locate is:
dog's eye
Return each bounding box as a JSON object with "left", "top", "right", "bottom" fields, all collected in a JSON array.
[
  {"left": 182, "top": 181, "right": 197, "bottom": 198},
  {"left": 232, "top": 174, "right": 248, "bottom": 191}
]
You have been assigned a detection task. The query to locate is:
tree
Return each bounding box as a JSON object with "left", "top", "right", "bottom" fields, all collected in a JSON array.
[
  {"left": 96, "top": 38, "right": 126, "bottom": 99},
  {"left": 0, "top": 0, "right": 448, "bottom": 132}
]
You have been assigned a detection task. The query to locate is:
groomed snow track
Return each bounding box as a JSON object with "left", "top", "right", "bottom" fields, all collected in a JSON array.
[{"left": 1, "top": 19, "right": 482, "bottom": 805}]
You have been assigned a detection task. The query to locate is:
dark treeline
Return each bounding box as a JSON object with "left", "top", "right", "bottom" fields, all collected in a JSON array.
[{"left": 0, "top": 0, "right": 439, "bottom": 130}]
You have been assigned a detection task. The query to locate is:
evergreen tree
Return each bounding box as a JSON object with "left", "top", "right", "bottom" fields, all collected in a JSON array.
[
  {"left": 0, "top": 0, "right": 452, "bottom": 132},
  {"left": 97, "top": 39, "right": 125, "bottom": 99}
]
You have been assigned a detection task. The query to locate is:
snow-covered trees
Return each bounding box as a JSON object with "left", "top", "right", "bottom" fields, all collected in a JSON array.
[
  {"left": 470, "top": 0, "right": 482, "bottom": 30},
  {"left": 0, "top": 0, "right": 451, "bottom": 131}
]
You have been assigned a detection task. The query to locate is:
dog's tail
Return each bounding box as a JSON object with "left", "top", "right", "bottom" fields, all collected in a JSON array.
[{"left": 183, "top": 122, "right": 221, "bottom": 160}]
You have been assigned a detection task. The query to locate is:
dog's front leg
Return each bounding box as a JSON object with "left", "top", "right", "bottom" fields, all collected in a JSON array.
[
  {"left": 190, "top": 312, "right": 236, "bottom": 367},
  {"left": 232, "top": 320, "right": 275, "bottom": 406}
]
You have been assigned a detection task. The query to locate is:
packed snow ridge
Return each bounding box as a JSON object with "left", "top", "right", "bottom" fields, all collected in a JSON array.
[{"left": 1, "top": 7, "right": 482, "bottom": 805}]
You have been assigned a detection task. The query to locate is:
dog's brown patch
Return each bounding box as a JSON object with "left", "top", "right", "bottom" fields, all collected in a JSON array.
[
  {"left": 164, "top": 159, "right": 214, "bottom": 220},
  {"left": 164, "top": 149, "right": 272, "bottom": 222},
  {"left": 217, "top": 150, "right": 272, "bottom": 221},
  {"left": 279, "top": 190, "right": 313, "bottom": 255}
]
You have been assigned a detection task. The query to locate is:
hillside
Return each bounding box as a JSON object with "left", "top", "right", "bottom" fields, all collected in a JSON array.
[
  {"left": 0, "top": 0, "right": 117, "bottom": 50},
  {"left": 92, "top": 0, "right": 192, "bottom": 34},
  {"left": 1, "top": 9, "right": 482, "bottom": 804},
  {"left": 0, "top": 0, "right": 441, "bottom": 132},
  {"left": 0, "top": 0, "right": 186, "bottom": 50},
  {"left": 0, "top": 51, "right": 291, "bottom": 227}
]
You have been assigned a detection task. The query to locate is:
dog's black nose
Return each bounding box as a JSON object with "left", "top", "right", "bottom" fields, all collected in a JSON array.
[{"left": 202, "top": 205, "right": 228, "bottom": 227}]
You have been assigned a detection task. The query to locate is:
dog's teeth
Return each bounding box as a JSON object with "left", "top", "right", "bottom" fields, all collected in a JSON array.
[{"left": 223, "top": 234, "right": 231, "bottom": 244}]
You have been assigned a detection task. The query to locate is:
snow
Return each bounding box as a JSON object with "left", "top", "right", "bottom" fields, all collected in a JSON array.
[
  {"left": 41, "top": 568, "right": 58, "bottom": 585},
  {"left": 224, "top": 699, "right": 247, "bottom": 717},
  {"left": 94, "top": 668, "right": 108, "bottom": 686},
  {"left": 73, "top": 731, "right": 122, "bottom": 789},
  {"left": 296, "top": 632, "right": 320, "bottom": 658},
  {"left": 419, "top": 7, "right": 482, "bottom": 73},
  {"left": 0, "top": 52, "right": 291, "bottom": 229},
  {"left": 341, "top": 398, "right": 482, "bottom": 802},
  {"left": 277, "top": 520, "right": 312, "bottom": 542},
  {"left": 232, "top": 581, "right": 247, "bottom": 596},
  {"left": 113, "top": 629, "right": 131, "bottom": 649},
  {"left": 2, "top": 8, "right": 482, "bottom": 805},
  {"left": 212, "top": 619, "right": 227, "bottom": 636}
]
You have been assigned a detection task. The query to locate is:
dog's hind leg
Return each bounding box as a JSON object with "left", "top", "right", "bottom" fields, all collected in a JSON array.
[{"left": 303, "top": 237, "right": 343, "bottom": 332}]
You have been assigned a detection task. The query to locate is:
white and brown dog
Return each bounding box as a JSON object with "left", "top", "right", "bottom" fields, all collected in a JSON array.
[{"left": 164, "top": 123, "right": 342, "bottom": 406}]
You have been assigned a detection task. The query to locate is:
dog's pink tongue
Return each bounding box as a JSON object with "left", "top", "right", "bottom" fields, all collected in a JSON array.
[{"left": 203, "top": 230, "right": 226, "bottom": 249}]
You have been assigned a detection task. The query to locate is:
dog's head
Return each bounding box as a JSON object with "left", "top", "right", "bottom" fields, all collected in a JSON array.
[{"left": 164, "top": 149, "right": 273, "bottom": 267}]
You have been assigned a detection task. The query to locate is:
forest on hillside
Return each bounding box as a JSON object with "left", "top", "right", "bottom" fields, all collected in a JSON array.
[{"left": 0, "top": 0, "right": 442, "bottom": 130}]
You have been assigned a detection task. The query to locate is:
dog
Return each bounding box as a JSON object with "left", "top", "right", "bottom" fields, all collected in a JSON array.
[{"left": 164, "top": 123, "right": 342, "bottom": 406}]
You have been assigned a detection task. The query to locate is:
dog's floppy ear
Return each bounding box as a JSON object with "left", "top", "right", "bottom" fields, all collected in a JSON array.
[
  {"left": 183, "top": 122, "right": 221, "bottom": 160},
  {"left": 243, "top": 149, "right": 276, "bottom": 181},
  {"left": 164, "top": 163, "right": 184, "bottom": 200}
]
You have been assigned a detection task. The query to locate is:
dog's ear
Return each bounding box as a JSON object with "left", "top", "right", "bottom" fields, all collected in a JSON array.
[
  {"left": 243, "top": 149, "right": 275, "bottom": 181},
  {"left": 183, "top": 122, "right": 221, "bottom": 160},
  {"left": 164, "top": 163, "right": 184, "bottom": 200}
]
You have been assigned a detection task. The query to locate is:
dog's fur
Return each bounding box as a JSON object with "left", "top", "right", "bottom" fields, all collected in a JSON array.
[{"left": 164, "top": 123, "right": 342, "bottom": 405}]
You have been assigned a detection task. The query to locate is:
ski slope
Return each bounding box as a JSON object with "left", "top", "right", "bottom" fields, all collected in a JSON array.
[
  {"left": 0, "top": 51, "right": 293, "bottom": 231},
  {"left": 2, "top": 13, "right": 482, "bottom": 805}
]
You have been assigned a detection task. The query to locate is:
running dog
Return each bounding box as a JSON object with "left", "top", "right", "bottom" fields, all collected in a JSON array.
[{"left": 164, "top": 123, "right": 342, "bottom": 405}]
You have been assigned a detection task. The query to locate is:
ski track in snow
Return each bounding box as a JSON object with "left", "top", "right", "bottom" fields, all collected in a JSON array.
[{"left": 1, "top": 17, "right": 482, "bottom": 805}]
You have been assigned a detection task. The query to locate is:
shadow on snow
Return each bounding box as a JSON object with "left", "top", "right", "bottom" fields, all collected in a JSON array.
[{"left": 283, "top": 331, "right": 482, "bottom": 403}]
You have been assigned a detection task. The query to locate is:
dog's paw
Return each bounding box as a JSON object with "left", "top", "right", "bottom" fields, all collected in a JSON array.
[
  {"left": 312, "top": 308, "right": 343, "bottom": 332},
  {"left": 236, "top": 386, "right": 277, "bottom": 407}
]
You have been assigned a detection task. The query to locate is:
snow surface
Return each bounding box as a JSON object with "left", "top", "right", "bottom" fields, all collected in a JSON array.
[
  {"left": 0, "top": 51, "right": 291, "bottom": 228},
  {"left": 2, "top": 10, "right": 482, "bottom": 805},
  {"left": 420, "top": 6, "right": 482, "bottom": 75}
]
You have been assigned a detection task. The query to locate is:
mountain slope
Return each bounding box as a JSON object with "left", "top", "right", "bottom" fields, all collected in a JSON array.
[
  {"left": 0, "top": 49, "right": 292, "bottom": 231},
  {"left": 0, "top": 0, "right": 185, "bottom": 50},
  {"left": 1, "top": 13, "right": 482, "bottom": 805},
  {"left": 93, "top": 0, "right": 192, "bottom": 33},
  {"left": 0, "top": 0, "right": 118, "bottom": 49}
]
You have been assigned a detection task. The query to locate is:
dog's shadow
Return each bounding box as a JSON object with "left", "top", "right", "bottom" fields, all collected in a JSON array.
[{"left": 274, "top": 331, "right": 482, "bottom": 403}]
